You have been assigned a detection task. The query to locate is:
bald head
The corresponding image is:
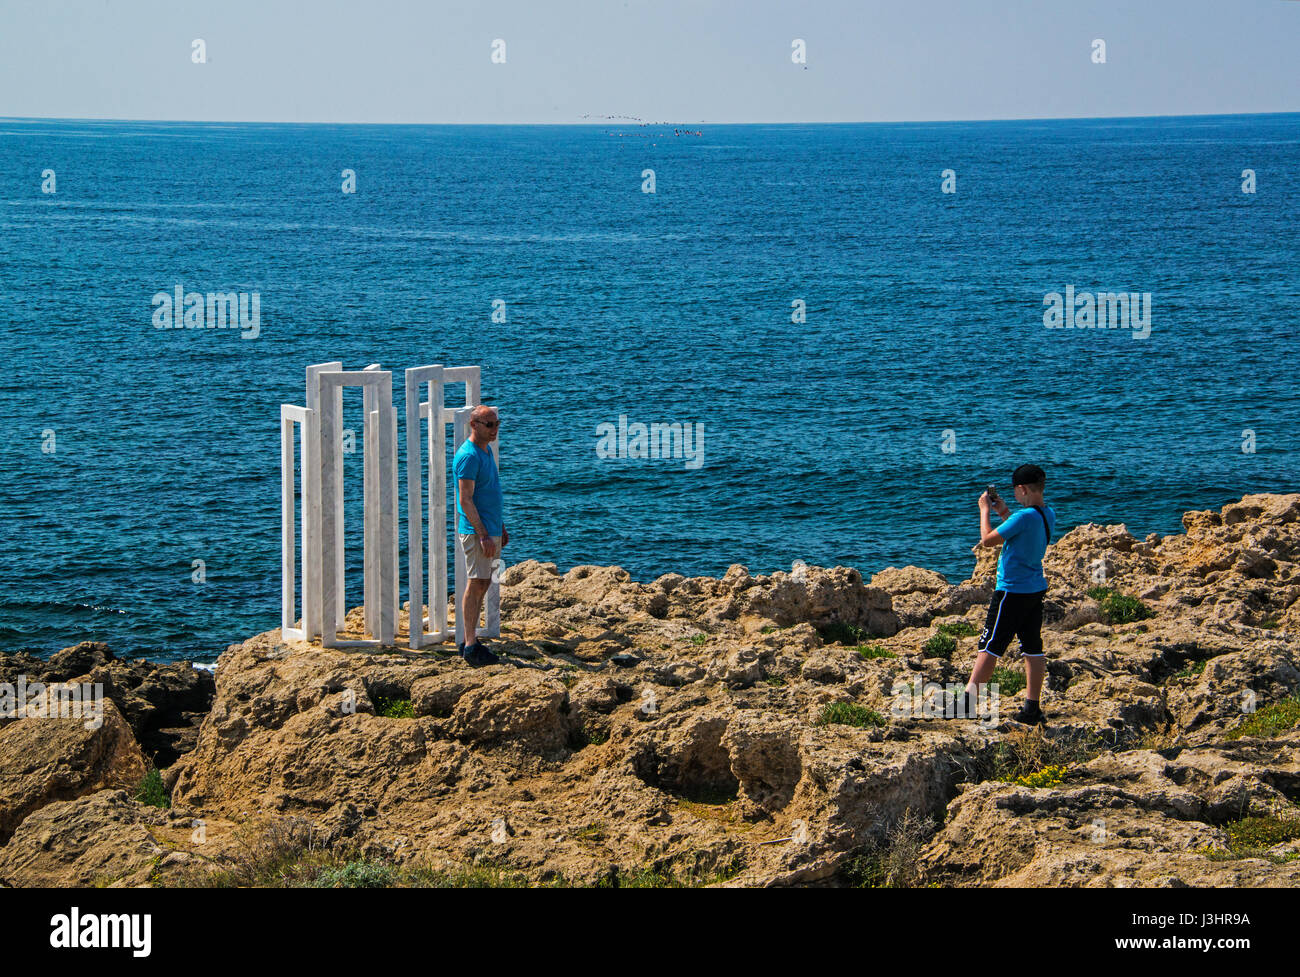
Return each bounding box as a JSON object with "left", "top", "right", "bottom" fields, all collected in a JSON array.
[{"left": 469, "top": 404, "right": 499, "bottom": 445}]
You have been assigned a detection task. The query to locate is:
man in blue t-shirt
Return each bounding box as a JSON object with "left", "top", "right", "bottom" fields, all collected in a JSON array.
[
  {"left": 453, "top": 405, "right": 506, "bottom": 666},
  {"left": 958, "top": 464, "right": 1056, "bottom": 725}
]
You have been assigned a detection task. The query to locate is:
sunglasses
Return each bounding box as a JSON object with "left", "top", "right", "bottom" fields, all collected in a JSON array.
[{"left": 474, "top": 419, "right": 500, "bottom": 428}]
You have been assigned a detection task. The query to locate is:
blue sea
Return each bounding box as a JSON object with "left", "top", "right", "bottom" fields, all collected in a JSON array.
[{"left": 2, "top": 115, "right": 1297, "bottom": 663}]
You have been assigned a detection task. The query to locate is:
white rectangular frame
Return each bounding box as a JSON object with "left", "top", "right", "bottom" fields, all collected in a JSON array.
[
  {"left": 314, "top": 368, "right": 398, "bottom": 648},
  {"left": 280, "top": 404, "right": 319, "bottom": 641},
  {"left": 405, "top": 365, "right": 500, "bottom": 648}
]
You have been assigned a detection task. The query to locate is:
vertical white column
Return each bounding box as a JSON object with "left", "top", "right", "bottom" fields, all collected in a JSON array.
[
  {"left": 362, "top": 365, "right": 382, "bottom": 638},
  {"left": 465, "top": 366, "right": 480, "bottom": 407},
  {"left": 405, "top": 370, "right": 425, "bottom": 647},
  {"left": 431, "top": 385, "right": 447, "bottom": 640},
  {"left": 303, "top": 408, "right": 321, "bottom": 639},
  {"left": 333, "top": 380, "right": 345, "bottom": 629},
  {"left": 280, "top": 411, "right": 296, "bottom": 635},
  {"left": 318, "top": 377, "right": 339, "bottom": 647},
  {"left": 378, "top": 381, "right": 397, "bottom": 645},
  {"left": 364, "top": 401, "right": 378, "bottom": 637},
  {"left": 305, "top": 364, "right": 338, "bottom": 640},
  {"left": 306, "top": 362, "right": 345, "bottom": 633}
]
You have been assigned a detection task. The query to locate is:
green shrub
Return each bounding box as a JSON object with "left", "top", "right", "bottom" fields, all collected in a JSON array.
[
  {"left": 1226, "top": 695, "right": 1300, "bottom": 740},
  {"left": 990, "top": 665, "right": 1025, "bottom": 697},
  {"left": 596, "top": 853, "right": 743, "bottom": 888},
  {"left": 837, "top": 810, "right": 933, "bottom": 888},
  {"left": 1223, "top": 816, "right": 1300, "bottom": 852},
  {"left": 1171, "top": 659, "right": 1208, "bottom": 681},
  {"left": 818, "top": 621, "right": 868, "bottom": 645},
  {"left": 818, "top": 701, "right": 886, "bottom": 728},
  {"left": 922, "top": 634, "right": 957, "bottom": 659},
  {"left": 372, "top": 695, "right": 415, "bottom": 719},
  {"left": 310, "top": 861, "right": 397, "bottom": 888},
  {"left": 690, "top": 633, "right": 708, "bottom": 646},
  {"left": 1087, "top": 586, "right": 1154, "bottom": 624},
  {"left": 135, "top": 767, "right": 169, "bottom": 809},
  {"left": 936, "top": 620, "right": 978, "bottom": 638},
  {"left": 856, "top": 644, "right": 896, "bottom": 660}
]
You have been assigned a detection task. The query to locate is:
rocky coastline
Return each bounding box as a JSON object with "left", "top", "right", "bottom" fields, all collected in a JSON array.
[{"left": 2, "top": 494, "right": 1298, "bottom": 887}]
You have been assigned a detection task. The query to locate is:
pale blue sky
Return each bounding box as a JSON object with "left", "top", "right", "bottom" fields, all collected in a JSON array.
[{"left": 2, "top": 0, "right": 1297, "bottom": 123}]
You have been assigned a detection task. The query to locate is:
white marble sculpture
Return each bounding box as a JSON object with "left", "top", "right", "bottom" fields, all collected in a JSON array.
[{"left": 281, "top": 361, "right": 500, "bottom": 650}]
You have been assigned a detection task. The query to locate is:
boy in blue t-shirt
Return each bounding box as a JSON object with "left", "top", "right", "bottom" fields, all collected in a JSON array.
[{"left": 959, "top": 464, "right": 1056, "bottom": 725}]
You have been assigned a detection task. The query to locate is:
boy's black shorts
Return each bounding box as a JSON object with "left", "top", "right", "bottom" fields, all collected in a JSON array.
[{"left": 977, "top": 589, "right": 1048, "bottom": 657}]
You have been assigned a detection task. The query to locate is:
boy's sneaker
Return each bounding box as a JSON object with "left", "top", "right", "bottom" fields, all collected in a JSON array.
[
  {"left": 1012, "top": 703, "right": 1046, "bottom": 725},
  {"left": 463, "top": 643, "right": 500, "bottom": 667}
]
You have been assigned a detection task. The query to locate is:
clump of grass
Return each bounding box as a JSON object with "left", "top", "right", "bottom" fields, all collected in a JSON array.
[
  {"left": 1130, "top": 726, "right": 1182, "bottom": 753},
  {"left": 1204, "top": 815, "right": 1300, "bottom": 863},
  {"left": 1015, "top": 764, "right": 1069, "bottom": 789},
  {"left": 372, "top": 694, "right": 415, "bottom": 718},
  {"left": 818, "top": 620, "right": 868, "bottom": 645},
  {"left": 1224, "top": 816, "right": 1300, "bottom": 851},
  {"left": 1226, "top": 694, "right": 1300, "bottom": 740},
  {"left": 408, "top": 861, "right": 535, "bottom": 888},
  {"left": 596, "top": 850, "right": 743, "bottom": 888},
  {"left": 856, "top": 643, "right": 896, "bottom": 660},
  {"left": 689, "top": 633, "right": 708, "bottom": 647},
  {"left": 1087, "top": 586, "right": 1154, "bottom": 624},
  {"left": 175, "top": 817, "right": 325, "bottom": 887},
  {"left": 980, "top": 728, "right": 1102, "bottom": 785},
  {"left": 310, "top": 860, "right": 397, "bottom": 888},
  {"left": 603, "top": 866, "right": 684, "bottom": 888},
  {"left": 135, "top": 766, "right": 169, "bottom": 809},
  {"left": 760, "top": 626, "right": 777, "bottom": 634},
  {"left": 989, "top": 665, "right": 1026, "bottom": 697},
  {"left": 838, "top": 810, "right": 934, "bottom": 888},
  {"left": 1171, "top": 659, "right": 1208, "bottom": 681},
  {"left": 765, "top": 676, "right": 786, "bottom": 686},
  {"left": 936, "top": 620, "right": 978, "bottom": 638},
  {"left": 818, "top": 701, "right": 886, "bottom": 728},
  {"left": 584, "top": 724, "right": 609, "bottom": 746},
  {"left": 1257, "top": 618, "right": 1281, "bottom": 630},
  {"left": 922, "top": 634, "right": 957, "bottom": 659}
]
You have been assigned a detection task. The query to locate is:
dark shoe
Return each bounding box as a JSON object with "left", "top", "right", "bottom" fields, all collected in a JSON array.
[
  {"left": 463, "top": 643, "right": 500, "bottom": 667},
  {"left": 1012, "top": 703, "right": 1046, "bottom": 725}
]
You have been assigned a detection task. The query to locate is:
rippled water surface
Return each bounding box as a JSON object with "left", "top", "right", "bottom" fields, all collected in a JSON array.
[{"left": 2, "top": 116, "right": 1297, "bottom": 661}]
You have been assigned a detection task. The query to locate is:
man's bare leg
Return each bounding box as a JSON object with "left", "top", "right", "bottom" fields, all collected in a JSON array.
[{"left": 461, "top": 578, "right": 490, "bottom": 647}]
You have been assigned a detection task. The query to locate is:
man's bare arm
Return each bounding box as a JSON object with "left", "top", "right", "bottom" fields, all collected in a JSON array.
[{"left": 458, "top": 477, "right": 497, "bottom": 557}]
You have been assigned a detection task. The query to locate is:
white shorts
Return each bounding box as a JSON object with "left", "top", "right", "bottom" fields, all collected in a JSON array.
[{"left": 458, "top": 534, "right": 502, "bottom": 580}]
